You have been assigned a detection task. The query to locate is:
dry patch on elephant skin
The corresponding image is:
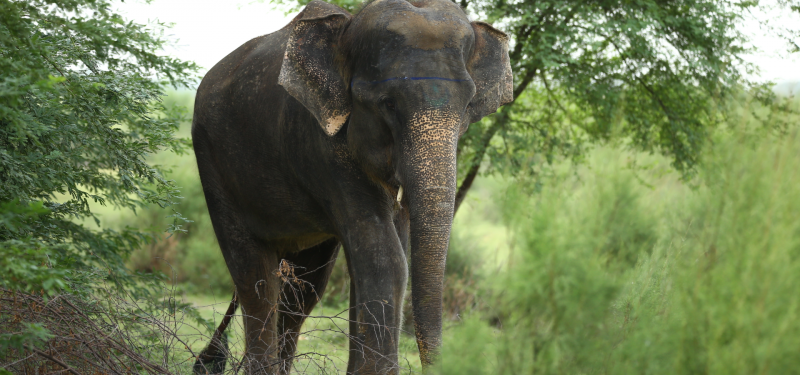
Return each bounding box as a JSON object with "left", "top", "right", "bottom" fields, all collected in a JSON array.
[
  {"left": 325, "top": 113, "right": 349, "bottom": 136},
  {"left": 414, "top": 328, "right": 441, "bottom": 366},
  {"left": 407, "top": 109, "right": 460, "bottom": 143},
  {"left": 401, "top": 109, "right": 460, "bottom": 196}
]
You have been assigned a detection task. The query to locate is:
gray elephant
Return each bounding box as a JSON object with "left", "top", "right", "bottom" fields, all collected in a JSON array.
[{"left": 191, "top": 0, "right": 511, "bottom": 373}]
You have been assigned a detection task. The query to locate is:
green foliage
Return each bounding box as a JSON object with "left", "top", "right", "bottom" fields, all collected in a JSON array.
[
  {"left": 459, "top": 0, "right": 797, "bottom": 184},
  {"left": 581, "top": 161, "right": 659, "bottom": 269},
  {"left": 94, "top": 90, "right": 233, "bottom": 294},
  {"left": 473, "top": 150, "right": 650, "bottom": 374},
  {"left": 0, "top": 0, "right": 204, "bottom": 356},
  {"left": 286, "top": 0, "right": 364, "bottom": 13},
  {"left": 0, "top": 323, "right": 52, "bottom": 353},
  {"left": 125, "top": 147, "right": 234, "bottom": 294},
  {"left": 440, "top": 112, "right": 800, "bottom": 373}
]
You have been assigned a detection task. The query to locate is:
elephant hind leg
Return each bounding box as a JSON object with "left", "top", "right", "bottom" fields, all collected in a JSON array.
[
  {"left": 196, "top": 159, "right": 288, "bottom": 373},
  {"left": 192, "top": 226, "right": 283, "bottom": 374},
  {"left": 230, "top": 245, "right": 282, "bottom": 374},
  {"left": 275, "top": 239, "right": 341, "bottom": 374}
]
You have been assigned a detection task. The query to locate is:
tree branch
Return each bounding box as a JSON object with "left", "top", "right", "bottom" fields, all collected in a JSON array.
[
  {"left": 513, "top": 67, "right": 537, "bottom": 100},
  {"left": 454, "top": 66, "right": 537, "bottom": 215},
  {"left": 454, "top": 3, "right": 580, "bottom": 215},
  {"left": 454, "top": 119, "right": 502, "bottom": 213},
  {"left": 25, "top": 345, "right": 81, "bottom": 375}
]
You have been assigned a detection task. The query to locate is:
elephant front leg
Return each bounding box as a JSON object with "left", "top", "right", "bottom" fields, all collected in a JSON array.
[{"left": 342, "top": 224, "right": 408, "bottom": 375}]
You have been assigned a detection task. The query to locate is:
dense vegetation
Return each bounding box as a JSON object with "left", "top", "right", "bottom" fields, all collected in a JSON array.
[
  {"left": 0, "top": 0, "right": 208, "bottom": 372},
  {"left": 440, "top": 103, "right": 800, "bottom": 374}
]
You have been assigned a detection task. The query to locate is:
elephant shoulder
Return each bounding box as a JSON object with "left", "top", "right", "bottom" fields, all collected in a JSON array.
[{"left": 199, "top": 28, "right": 291, "bottom": 94}]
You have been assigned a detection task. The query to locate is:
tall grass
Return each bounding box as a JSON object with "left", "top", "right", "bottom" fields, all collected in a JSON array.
[{"left": 440, "top": 122, "right": 800, "bottom": 374}]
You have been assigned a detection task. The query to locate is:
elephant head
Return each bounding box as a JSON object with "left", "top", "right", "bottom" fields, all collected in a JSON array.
[{"left": 279, "top": 0, "right": 512, "bottom": 366}]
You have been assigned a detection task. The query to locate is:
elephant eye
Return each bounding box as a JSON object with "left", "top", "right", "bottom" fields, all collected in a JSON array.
[{"left": 382, "top": 97, "right": 396, "bottom": 112}]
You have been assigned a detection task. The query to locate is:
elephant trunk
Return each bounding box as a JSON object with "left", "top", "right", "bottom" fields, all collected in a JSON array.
[{"left": 401, "top": 109, "right": 459, "bottom": 367}]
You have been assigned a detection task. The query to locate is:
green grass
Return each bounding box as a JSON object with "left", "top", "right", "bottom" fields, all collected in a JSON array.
[{"left": 171, "top": 293, "right": 422, "bottom": 374}]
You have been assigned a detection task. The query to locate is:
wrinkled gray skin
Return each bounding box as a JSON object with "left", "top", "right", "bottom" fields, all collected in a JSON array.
[{"left": 191, "top": 0, "right": 511, "bottom": 373}]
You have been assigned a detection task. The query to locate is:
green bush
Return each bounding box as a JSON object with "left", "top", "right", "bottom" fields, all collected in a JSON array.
[
  {"left": 0, "top": 0, "right": 213, "bottom": 371},
  {"left": 122, "top": 112, "right": 234, "bottom": 294},
  {"left": 441, "top": 123, "right": 800, "bottom": 374},
  {"left": 641, "top": 129, "right": 800, "bottom": 373}
]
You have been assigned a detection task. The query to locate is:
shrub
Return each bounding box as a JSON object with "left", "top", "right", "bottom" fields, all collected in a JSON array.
[
  {"left": 0, "top": 0, "right": 210, "bottom": 371},
  {"left": 441, "top": 122, "right": 800, "bottom": 374}
]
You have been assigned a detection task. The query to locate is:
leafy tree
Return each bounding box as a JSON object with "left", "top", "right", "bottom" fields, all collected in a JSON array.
[
  {"left": 0, "top": 0, "right": 201, "bottom": 356},
  {"left": 279, "top": 0, "right": 800, "bottom": 211}
]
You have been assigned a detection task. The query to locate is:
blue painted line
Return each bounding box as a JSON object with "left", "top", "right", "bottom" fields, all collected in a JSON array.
[{"left": 350, "top": 76, "right": 472, "bottom": 88}]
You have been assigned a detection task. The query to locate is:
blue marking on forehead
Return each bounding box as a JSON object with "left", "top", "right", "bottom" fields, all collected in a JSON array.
[{"left": 350, "top": 76, "right": 472, "bottom": 88}]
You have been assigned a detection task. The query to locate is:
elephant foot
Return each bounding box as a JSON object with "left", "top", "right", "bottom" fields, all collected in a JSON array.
[{"left": 193, "top": 332, "right": 229, "bottom": 375}]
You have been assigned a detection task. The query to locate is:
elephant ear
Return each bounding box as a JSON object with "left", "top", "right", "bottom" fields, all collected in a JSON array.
[
  {"left": 279, "top": 1, "right": 352, "bottom": 136},
  {"left": 466, "top": 21, "right": 513, "bottom": 124}
]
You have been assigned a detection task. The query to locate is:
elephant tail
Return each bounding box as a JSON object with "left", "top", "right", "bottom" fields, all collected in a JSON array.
[{"left": 193, "top": 292, "right": 239, "bottom": 375}]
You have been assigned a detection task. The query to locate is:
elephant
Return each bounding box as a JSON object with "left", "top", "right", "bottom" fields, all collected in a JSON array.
[{"left": 190, "top": 0, "right": 511, "bottom": 373}]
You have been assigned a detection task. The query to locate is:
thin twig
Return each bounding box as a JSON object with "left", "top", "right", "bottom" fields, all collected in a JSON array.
[{"left": 24, "top": 345, "right": 81, "bottom": 375}]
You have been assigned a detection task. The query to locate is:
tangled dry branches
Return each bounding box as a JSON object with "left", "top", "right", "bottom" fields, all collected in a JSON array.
[
  {"left": 0, "top": 288, "right": 184, "bottom": 374},
  {"left": 0, "top": 260, "right": 421, "bottom": 374}
]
